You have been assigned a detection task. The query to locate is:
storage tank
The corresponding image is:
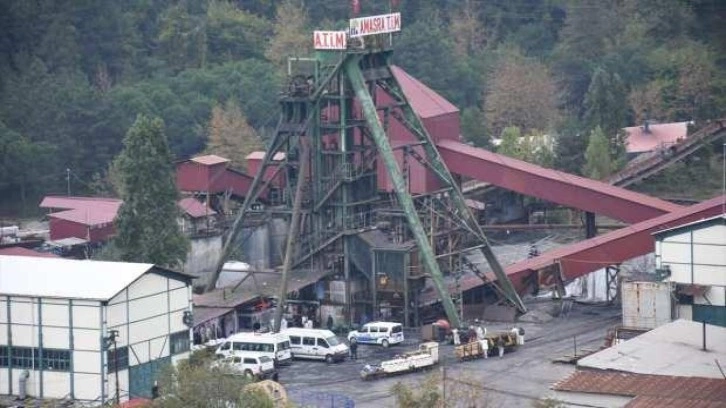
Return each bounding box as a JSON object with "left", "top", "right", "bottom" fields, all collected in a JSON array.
[{"left": 621, "top": 281, "right": 674, "bottom": 329}]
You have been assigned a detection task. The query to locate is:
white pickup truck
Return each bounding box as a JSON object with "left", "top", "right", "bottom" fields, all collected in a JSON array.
[
  {"left": 212, "top": 353, "right": 277, "bottom": 380},
  {"left": 360, "top": 342, "right": 439, "bottom": 380}
]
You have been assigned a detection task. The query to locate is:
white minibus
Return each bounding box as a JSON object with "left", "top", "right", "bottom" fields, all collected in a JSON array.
[
  {"left": 282, "top": 328, "right": 349, "bottom": 363},
  {"left": 215, "top": 331, "right": 292, "bottom": 365}
]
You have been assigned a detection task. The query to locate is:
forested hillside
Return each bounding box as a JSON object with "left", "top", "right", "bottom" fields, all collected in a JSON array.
[{"left": 1, "top": 0, "right": 725, "bottom": 210}]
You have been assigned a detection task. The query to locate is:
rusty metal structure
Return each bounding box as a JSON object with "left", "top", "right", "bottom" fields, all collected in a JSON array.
[
  {"left": 207, "top": 10, "right": 726, "bottom": 330},
  {"left": 209, "top": 27, "right": 526, "bottom": 329}
]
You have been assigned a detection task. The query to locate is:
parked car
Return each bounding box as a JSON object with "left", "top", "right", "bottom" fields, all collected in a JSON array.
[
  {"left": 347, "top": 322, "right": 404, "bottom": 347},
  {"left": 212, "top": 353, "right": 276, "bottom": 380},
  {"left": 282, "top": 328, "right": 348, "bottom": 363}
]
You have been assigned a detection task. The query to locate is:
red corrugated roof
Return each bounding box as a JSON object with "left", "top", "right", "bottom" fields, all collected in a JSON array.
[
  {"left": 0, "top": 247, "right": 59, "bottom": 258},
  {"left": 178, "top": 197, "right": 216, "bottom": 218},
  {"left": 40, "top": 196, "right": 122, "bottom": 210},
  {"left": 624, "top": 122, "right": 689, "bottom": 154},
  {"left": 553, "top": 371, "right": 726, "bottom": 403},
  {"left": 391, "top": 65, "right": 459, "bottom": 119},
  {"left": 191, "top": 154, "right": 229, "bottom": 166},
  {"left": 246, "top": 151, "right": 285, "bottom": 161},
  {"left": 626, "top": 396, "right": 726, "bottom": 408},
  {"left": 41, "top": 196, "right": 122, "bottom": 227}
]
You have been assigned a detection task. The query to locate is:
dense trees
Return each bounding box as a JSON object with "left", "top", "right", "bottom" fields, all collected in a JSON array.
[{"left": 0, "top": 0, "right": 724, "bottom": 207}]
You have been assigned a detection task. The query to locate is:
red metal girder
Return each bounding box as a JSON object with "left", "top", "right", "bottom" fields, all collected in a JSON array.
[
  {"left": 452, "top": 194, "right": 725, "bottom": 296},
  {"left": 436, "top": 140, "right": 681, "bottom": 223}
]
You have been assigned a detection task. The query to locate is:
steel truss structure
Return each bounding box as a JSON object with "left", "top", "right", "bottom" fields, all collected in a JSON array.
[{"left": 210, "top": 40, "right": 525, "bottom": 329}]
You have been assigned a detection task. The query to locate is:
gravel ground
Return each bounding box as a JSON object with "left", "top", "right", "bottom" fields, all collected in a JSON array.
[{"left": 277, "top": 301, "right": 622, "bottom": 407}]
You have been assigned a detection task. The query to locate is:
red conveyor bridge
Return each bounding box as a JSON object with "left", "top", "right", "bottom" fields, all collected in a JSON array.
[{"left": 435, "top": 139, "right": 724, "bottom": 297}]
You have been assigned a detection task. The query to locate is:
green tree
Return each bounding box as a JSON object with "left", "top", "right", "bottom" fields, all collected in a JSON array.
[
  {"left": 206, "top": 1, "right": 271, "bottom": 63},
  {"left": 152, "top": 353, "right": 273, "bottom": 408},
  {"left": 114, "top": 115, "right": 189, "bottom": 267},
  {"left": 461, "top": 107, "right": 490, "bottom": 148},
  {"left": 583, "top": 68, "right": 628, "bottom": 138},
  {"left": 554, "top": 118, "right": 589, "bottom": 175},
  {"left": 497, "top": 126, "right": 523, "bottom": 159},
  {"left": 583, "top": 126, "right": 612, "bottom": 180}
]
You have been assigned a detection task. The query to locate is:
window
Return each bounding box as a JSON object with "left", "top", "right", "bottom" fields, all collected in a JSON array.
[
  {"left": 7, "top": 347, "right": 71, "bottom": 371},
  {"left": 325, "top": 336, "right": 340, "bottom": 346},
  {"left": 391, "top": 325, "right": 402, "bottom": 334},
  {"left": 107, "top": 346, "right": 129, "bottom": 373},
  {"left": 317, "top": 338, "right": 329, "bottom": 348},
  {"left": 278, "top": 341, "right": 290, "bottom": 350},
  {"left": 11, "top": 347, "right": 35, "bottom": 368},
  {"left": 43, "top": 349, "right": 71, "bottom": 371},
  {"left": 290, "top": 336, "right": 301, "bottom": 345},
  {"left": 170, "top": 331, "right": 190, "bottom": 355},
  {"left": 0, "top": 346, "right": 7, "bottom": 367},
  {"left": 369, "top": 327, "right": 379, "bottom": 333},
  {"left": 220, "top": 342, "right": 231, "bottom": 351},
  {"left": 243, "top": 358, "right": 256, "bottom": 365},
  {"left": 303, "top": 337, "right": 315, "bottom": 346},
  {"left": 259, "top": 356, "right": 272, "bottom": 364}
]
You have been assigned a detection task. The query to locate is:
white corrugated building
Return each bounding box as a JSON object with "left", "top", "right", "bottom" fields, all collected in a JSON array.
[
  {"left": 0, "top": 255, "right": 193, "bottom": 403},
  {"left": 654, "top": 214, "right": 726, "bottom": 327}
]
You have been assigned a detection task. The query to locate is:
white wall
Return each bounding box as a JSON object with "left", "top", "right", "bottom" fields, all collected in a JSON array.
[
  {"left": 1, "top": 296, "right": 103, "bottom": 400},
  {"left": 659, "top": 224, "right": 726, "bottom": 286}
]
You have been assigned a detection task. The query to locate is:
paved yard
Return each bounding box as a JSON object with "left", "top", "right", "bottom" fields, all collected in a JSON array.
[{"left": 277, "top": 301, "right": 622, "bottom": 407}]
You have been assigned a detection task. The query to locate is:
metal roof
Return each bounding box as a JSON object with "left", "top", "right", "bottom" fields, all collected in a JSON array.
[
  {"left": 49, "top": 208, "right": 117, "bottom": 226},
  {"left": 40, "top": 196, "right": 122, "bottom": 210},
  {"left": 190, "top": 154, "right": 229, "bottom": 166},
  {"left": 390, "top": 65, "right": 459, "bottom": 119},
  {"left": 41, "top": 196, "right": 122, "bottom": 227},
  {"left": 553, "top": 371, "right": 726, "bottom": 404},
  {"left": 623, "top": 121, "right": 689, "bottom": 154},
  {"left": 652, "top": 213, "right": 726, "bottom": 239},
  {"left": 246, "top": 151, "right": 286, "bottom": 161},
  {"left": 577, "top": 319, "right": 726, "bottom": 378},
  {"left": 626, "top": 396, "right": 726, "bottom": 408},
  {"left": 0, "top": 247, "right": 59, "bottom": 258},
  {"left": 178, "top": 197, "right": 216, "bottom": 218},
  {"left": 0, "top": 255, "right": 154, "bottom": 300}
]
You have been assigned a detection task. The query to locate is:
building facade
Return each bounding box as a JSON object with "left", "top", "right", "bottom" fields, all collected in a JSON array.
[
  {"left": 655, "top": 214, "right": 726, "bottom": 327},
  {"left": 0, "top": 256, "right": 193, "bottom": 403}
]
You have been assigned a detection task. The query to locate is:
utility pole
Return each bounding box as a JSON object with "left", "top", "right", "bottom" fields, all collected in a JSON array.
[{"left": 66, "top": 168, "right": 71, "bottom": 196}]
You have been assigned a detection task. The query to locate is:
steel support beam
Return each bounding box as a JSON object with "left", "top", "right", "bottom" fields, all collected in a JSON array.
[
  {"left": 273, "top": 144, "right": 310, "bottom": 333},
  {"left": 382, "top": 72, "right": 527, "bottom": 313},
  {"left": 345, "top": 56, "right": 462, "bottom": 328}
]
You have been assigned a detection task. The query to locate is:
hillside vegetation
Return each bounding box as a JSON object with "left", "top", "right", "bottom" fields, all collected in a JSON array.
[{"left": 1, "top": 0, "right": 725, "bottom": 211}]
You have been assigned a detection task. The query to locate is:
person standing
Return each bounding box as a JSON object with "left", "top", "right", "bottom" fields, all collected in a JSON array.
[
  {"left": 496, "top": 336, "right": 505, "bottom": 358},
  {"left": 349, "top": 339, "right": 358, "bottom": 360},
  {"left": 452, "top": 328, "right": 461, "bottom": 346},
  {"left": 327, "top": 315, "right": 334, "bottom": 331},
  {"left": 281, "top": 317, "right": 288, "bottom": 331},
  {"left": 480, "top": 337, "right": 489, "bottom": 359}
]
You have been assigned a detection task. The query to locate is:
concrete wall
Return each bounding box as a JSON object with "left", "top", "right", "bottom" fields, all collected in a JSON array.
[{"left": 184, "top": 234, "right": 223, "bottom": 289}]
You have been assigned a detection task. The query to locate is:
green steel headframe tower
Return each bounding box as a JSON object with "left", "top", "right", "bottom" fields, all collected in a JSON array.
[{"left": 210, "top": 34, "right": 526, "bottom": 329}]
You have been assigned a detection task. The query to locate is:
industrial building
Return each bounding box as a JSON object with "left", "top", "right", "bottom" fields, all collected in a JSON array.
[
  {"left": 656, "top": 214, "right": 726, "bottom": 326},
  {"left": 0, "top": 255, "right": 193, "bottom": 403},
  {"left": 552, "top": 319, "right": 726, "bottom": 407}
]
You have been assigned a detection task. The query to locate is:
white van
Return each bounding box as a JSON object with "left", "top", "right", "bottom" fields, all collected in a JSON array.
[
  {"left": 215, "top": 332, "right": 292, "bottom": 366},
  {"left": 347, "top": 322, "right": 404, "bottom": 347},
  {"left": 212, "top": 353, "right": 276, "bottom": 380},
  {"left": 282, "top": 328, "right": 349, "bottom": 363}
]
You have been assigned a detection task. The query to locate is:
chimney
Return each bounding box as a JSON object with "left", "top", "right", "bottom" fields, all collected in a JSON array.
[{"left": 643, "top": 109, "right": 650, "bottom": 134}]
